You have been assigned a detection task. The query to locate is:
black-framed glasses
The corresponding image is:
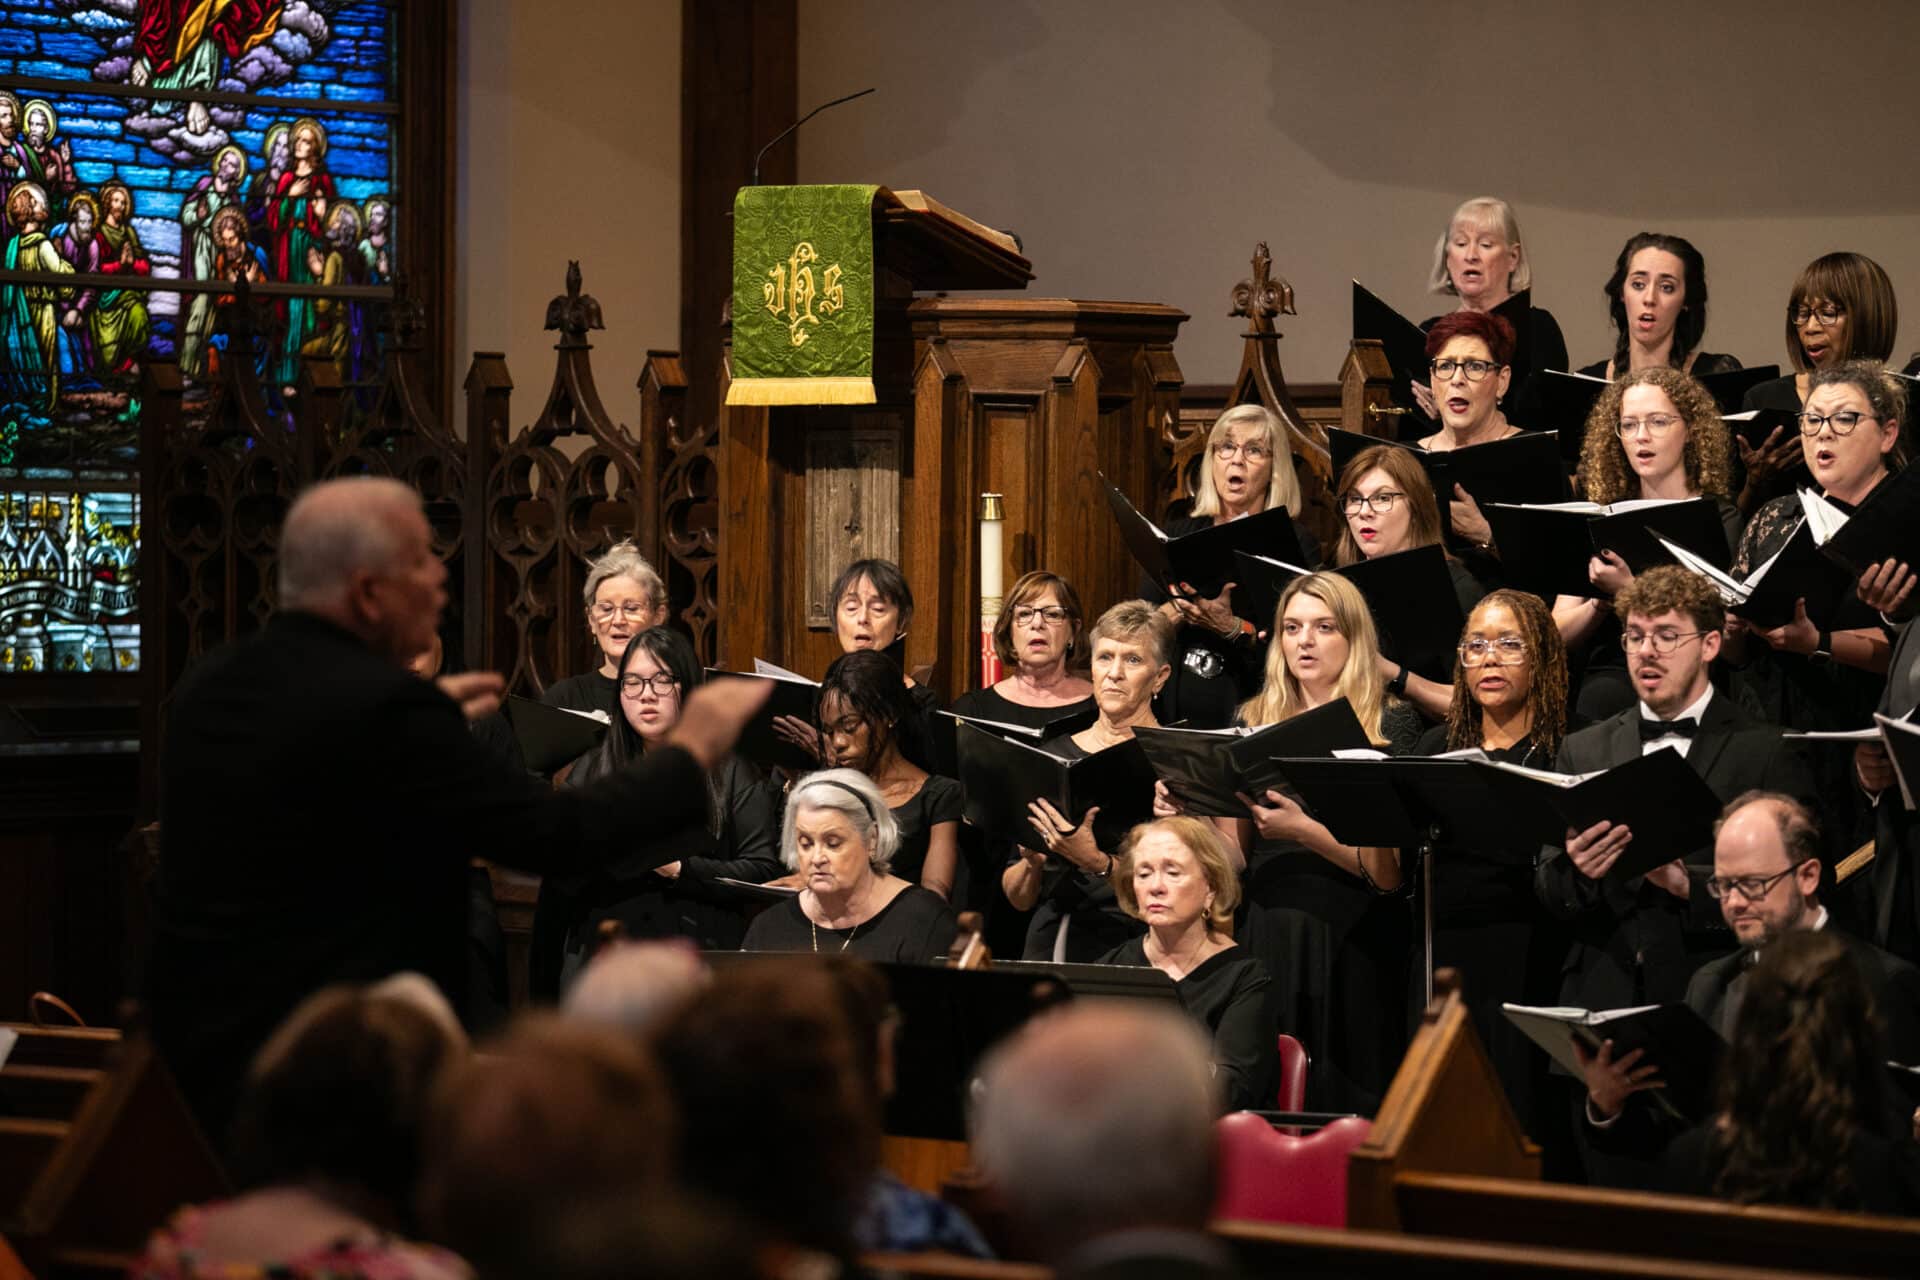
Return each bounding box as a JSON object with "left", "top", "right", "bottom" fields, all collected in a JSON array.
[
  {"left": 1705, "top": 864, "right": 1804, "bottom": 902},
  {"left": 1213, "top": 439, "right": 1271, "bottom": 463},
  {"left": 1790, "top": 303, "right": 1844, "bottom": 326},
  {"left": 1459, "top": 636, "right": 1528, "bottom": 666},
  {"left": 1012, "top": 605, "right": 1071, "bottom": 626},
  {"left": 1798, "top": 410, "right": 1875, "bottom": 437},
  {"left": 1621, "top": 629, "right": 1706, "bottom": 655},
  {"left": 1616, "top": 414, "right": 1683, "bottom": 437},
  {"left": 1341, "top": 490, "right": 1405, "bottom": 515},
  {"left": 1430, "top": 357, "right": 1500, "bottom": 381},
  {"left": 619, "top": 672, "right": 680, "bottom": 697},
  {"left": 592, "top": 600, "right": 655, "bottom": 622}
]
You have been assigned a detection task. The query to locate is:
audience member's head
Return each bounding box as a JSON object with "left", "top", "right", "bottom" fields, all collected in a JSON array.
[
  {"left": 653, "top": 960, "right": 880, "bottom": 1262},
  {"left": 1710, "top": 792, "right": 1824, "bottom": 949},
  {"left": 561, "top": 939, "right": 710, "bottom": 1038},
  {"left": 279, "top": 476, "right": 446, "bottom": 665},
  {"left": 971, "top": 1003, "right": 1218, "bottom": 1262},
  {"left": 229, "top": 976, "right": 467, "bottom": 1229},
  {"left": 419, "top": 1016, "right": 677, "bottom": 1276},
  {"left": 1711, "top": 930, "right": 1890, "bottom": 1210}
]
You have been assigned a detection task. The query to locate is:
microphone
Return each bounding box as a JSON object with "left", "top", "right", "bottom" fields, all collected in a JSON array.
[{"left": 750, "top": 87, "right": 876, "bottom": 186}]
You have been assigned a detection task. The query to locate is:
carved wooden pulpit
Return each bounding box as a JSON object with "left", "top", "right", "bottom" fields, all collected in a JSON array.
[{"left": 716, "top": 191, "right": 1187, "bottom": 694}]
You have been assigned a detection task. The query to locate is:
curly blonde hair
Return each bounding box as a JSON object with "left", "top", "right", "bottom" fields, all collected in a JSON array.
[{"left": 1579, "top": 367, "right": 1732, "bottom": 505}]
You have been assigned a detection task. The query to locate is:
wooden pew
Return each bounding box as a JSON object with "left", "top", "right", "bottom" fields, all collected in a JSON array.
[
  {"left": 1346, "top": 975, "right": 1920, "bottom": 1276},
  {"left": 0, "top": 1022, "right": 227, "bottom": 1277}
]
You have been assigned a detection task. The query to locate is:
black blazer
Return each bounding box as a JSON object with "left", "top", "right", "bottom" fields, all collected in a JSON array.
[
  {"left": 1865, "top": 621, "right": 1920, "bottom": 962},
  {"left": 147, "top": 611, "right": 709, "bottom": 1138},
  {"left": 1535, "top": 692, "right": 1816, "bottom": 1009},
  {"left": 1686, "top": 927, "right": 1920, "bottom": 1064}
]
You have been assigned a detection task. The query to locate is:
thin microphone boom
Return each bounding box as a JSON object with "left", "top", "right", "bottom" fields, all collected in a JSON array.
[{"left": 750, "top": 87, "right": 876, "bottom": 186}]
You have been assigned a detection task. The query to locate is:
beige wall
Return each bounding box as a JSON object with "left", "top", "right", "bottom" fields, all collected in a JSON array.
[
  {"left": 455, "top": 0, "right": 681, "bottom": 414},
  {"left": 796, "top": 0, "right": 1920, "bottom": 387}
]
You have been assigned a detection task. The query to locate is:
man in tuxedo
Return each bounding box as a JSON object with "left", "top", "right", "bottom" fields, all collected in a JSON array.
[
  {"left": 146, "top": 476, "right": 766, "bottom": 1144},
  {"left": 972, "top": 1004, "right": 1239, "bottom": 1280},
  {"left": 1578, "top": 791, "right": 1920, "bottom": 1130},
  {"left": 1856, "top": 609, "right": 1920, "bottom": 964},
  {"left": 1536, "top": 566, "right": 1816, "bottom": 1015}
]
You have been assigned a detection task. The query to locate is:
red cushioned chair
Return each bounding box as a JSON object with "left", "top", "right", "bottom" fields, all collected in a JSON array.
[
  {"left": 1275, "top": 1033, "right": 1308, "bottom": 1112},
  {"left": 1212, "top": 1110, "right": 1373, "bottom": 1227}
]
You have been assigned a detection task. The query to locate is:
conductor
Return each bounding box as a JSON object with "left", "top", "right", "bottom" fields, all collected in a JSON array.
[{"left": 144, "top": 477, "right": 768, "bottom": 1143}]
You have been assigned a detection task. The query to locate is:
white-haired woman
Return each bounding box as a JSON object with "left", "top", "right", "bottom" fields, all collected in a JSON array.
[
  {"left": 1146, "top": 403, "right": 1321, "bottom": 729},
  {"left": 1414, "top": 195, "right": 1567, "bottom": 426},
  {"left": 542, "top": 540, "right": 670, "bottom": 718},
  {"left": 741, "top": 769, "right": 959, "bottom": 963}
]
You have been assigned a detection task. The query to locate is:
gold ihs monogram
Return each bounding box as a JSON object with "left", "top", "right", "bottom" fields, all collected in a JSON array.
[{"left": 763, "top": 242, "right": 845, "bottom": 347}]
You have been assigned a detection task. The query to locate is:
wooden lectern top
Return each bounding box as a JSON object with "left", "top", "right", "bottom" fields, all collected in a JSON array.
[{"left": 875, "top": 189, "right": 1034, "bottom": 292}]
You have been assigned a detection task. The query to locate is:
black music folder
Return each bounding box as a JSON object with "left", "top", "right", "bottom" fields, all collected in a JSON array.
[
  {"left": 1228, "top": 550, "right": 1309, "bottom": 634},
  {"left": 1351, "top": 280, "right": 1434, "bottom": 423},
  {"left": 1536, "top": 369, "right": 1608, "bottom": 452},
  {"left": 1133, "top": 697, "right": 1372, "bottom": 818},
  {"left": 1471, "top": 749, "right": 1723, "bottom": 881},
  {"left": 1502, "top": 1002, "right": 1723, "bottom": 1121},
  {"left": 928, "top": 705, "right": 1098, "bottom": 779},
  {"left": 704, "top": 664, "right": 819, "bottom": 773},
  {"left": 1818, "top": 464, "right": 1920, "bottom": 577},
  {"left": 1721, "top": 406, "right": 1803, "bottom": 452},
  {"left": 1270, "top": 751, "right": 1535, "bottom": 856},
  {"left": 1484, "top": 497, "right": 1731, "bottom": 599},
  {"left": 954, "top": 722, "right": 1157, "bottom": 852},
  {"left": 1326, "top": 426, "right": 1566, "bottom": 545},
  {"left": 1230, "top": 545, "right": 1465, "bottom": 681},
  {"left": 1657, "top": 512, "right": 1851, "bottom": 631},
  {"left": 502, "top": 695, "right": 608, "bottom": 775},
  {"left": 1101, "top": 474, "right": 1307, "bottom": 598},
  {"left": 1697, "top": 364, "right": 1780, "bottom": 416}
]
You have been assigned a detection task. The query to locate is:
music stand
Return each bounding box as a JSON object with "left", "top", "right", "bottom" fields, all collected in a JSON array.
[{"left": 1271, "top": 757, "right": 1513, "bottom": 1006}]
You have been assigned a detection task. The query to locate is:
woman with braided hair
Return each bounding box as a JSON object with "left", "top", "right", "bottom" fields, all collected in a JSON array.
[{"left": 1415, "top": 588, "right": 1573, "bottom": 1137}]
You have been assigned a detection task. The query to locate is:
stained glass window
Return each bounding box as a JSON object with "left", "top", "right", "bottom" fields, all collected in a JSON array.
[{"left": 0, "top": 0, "right": 400, "bottom": 673}]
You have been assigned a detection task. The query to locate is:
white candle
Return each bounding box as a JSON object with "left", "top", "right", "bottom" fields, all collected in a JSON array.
[{"left": 979, "top": 493, "right": 1006, "bottom": 686}]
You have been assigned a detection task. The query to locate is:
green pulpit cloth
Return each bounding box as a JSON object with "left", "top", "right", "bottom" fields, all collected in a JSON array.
[{"left": 726, "top": 184, "right": 880, "bottom": 406}]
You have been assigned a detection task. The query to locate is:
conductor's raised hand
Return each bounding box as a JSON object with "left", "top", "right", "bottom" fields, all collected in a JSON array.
[
  {"left": 436, "top": 671, "right": 505, "bottom": 721},
  {"left": 1571, "top": 1037, "right": 1663, "bottom": 1121},
  {"left": 1566, "top": 819, "right": 1632, "bottom": 881},
  {"left": 668, "top": 677, "right": 773, "bottom": 770}
]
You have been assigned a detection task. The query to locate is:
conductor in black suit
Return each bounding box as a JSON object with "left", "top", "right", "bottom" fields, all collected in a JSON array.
[
  {"left": 1535, "top": 566, "right": 1817, "bottom": 1014},
  {"left": 145, "top": 476, "right": 767, "bottom": 1144}
]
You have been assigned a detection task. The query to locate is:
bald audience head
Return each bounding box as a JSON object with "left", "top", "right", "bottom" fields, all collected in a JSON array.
[
  {"left": 1712, "top": 791, "right": 1823, "bottom": 949},
  {"left": 972, "top": 1004, "right": 1219, "bottom": 1261},
  {"left": 279, "top": 476, "right": 446, "bottom": 665}
]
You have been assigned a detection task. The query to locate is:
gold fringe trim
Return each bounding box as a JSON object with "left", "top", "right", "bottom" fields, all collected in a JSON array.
[
  {"left": 726, "top": 376, "right": 877, "bottom": 406},
  {"left": 1835, "top": 841, "right": 1875, "bottom": 884}
]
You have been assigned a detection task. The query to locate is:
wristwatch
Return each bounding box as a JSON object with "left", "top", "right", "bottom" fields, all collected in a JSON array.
[
  {"left": 1387, "top": 664, "right": 1410, "bottom": 697},
  {"left": 1812, "top": 629, "right": 1834, "bottom": 662}
]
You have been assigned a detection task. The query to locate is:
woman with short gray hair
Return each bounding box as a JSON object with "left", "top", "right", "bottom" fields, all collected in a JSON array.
[
  {"left": 541, "top": 540, "right": 670, "bottom": 722},
  {"left": 741, "top": 769, "right": 958, "bottom": 962}
]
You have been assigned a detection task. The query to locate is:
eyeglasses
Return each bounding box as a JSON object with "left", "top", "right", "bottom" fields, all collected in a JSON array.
[
  {"left": 1704, "top": 864, "right": 1803, "bottom": 902},
  {"left": 1213, "top": 440, "right": 1271, "bottom": 463},
  {"left": 1341, "top": 491, "right": 1406, "bottom": 515},
  {"left": 1790, "top": 303, "right": 1844, "bottom": 326},
  {"left": 619, "top": 673, "right": 680, "bottom": 697},
  {"left": 1430, "top": 357, "right": 1500, "bottom": 382},
  {"left": 1012, "top": 605, "right": 1070, "bottom": 626},
  {"left": 591, "top": 600, "right": 655, "bottom": 623},
  {"left": 1459, "top": 636, "right": 1528, "bottom": 666},
  {"left": 1616, "top": 414, "right": 1683, "bottom": 437},
  {"left": 1798, "top": 410, "right": 1875, "bottom": 437},
  {"left": 1620, "top": 628, "right": 1706, "bottom": 655}
]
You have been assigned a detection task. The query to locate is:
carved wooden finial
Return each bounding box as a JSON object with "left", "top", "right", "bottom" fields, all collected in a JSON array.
[
  {"left": 545, "top": 260, "right": 605, "bottom": 345},
  {"left": 1230, "top": 241, "right": 1296, "bottom": 322}
]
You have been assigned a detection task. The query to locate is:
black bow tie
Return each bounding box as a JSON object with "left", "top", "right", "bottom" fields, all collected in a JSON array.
[{"left": 1638, "top": 716, "right": 1700, "bottom": 742}]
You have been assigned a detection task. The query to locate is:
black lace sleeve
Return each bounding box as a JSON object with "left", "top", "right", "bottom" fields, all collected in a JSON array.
[{"left": 1730, "top": 494, "right": 1802, "bottom": 579}]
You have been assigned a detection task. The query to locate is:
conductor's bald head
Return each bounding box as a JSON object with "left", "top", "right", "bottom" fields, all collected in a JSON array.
[
  {"left": 280, "top": 476, "right": 446, "bottom": 666},
  {"left": 971, "top": 1003, "right": 1219, "bottom": 1259}
]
